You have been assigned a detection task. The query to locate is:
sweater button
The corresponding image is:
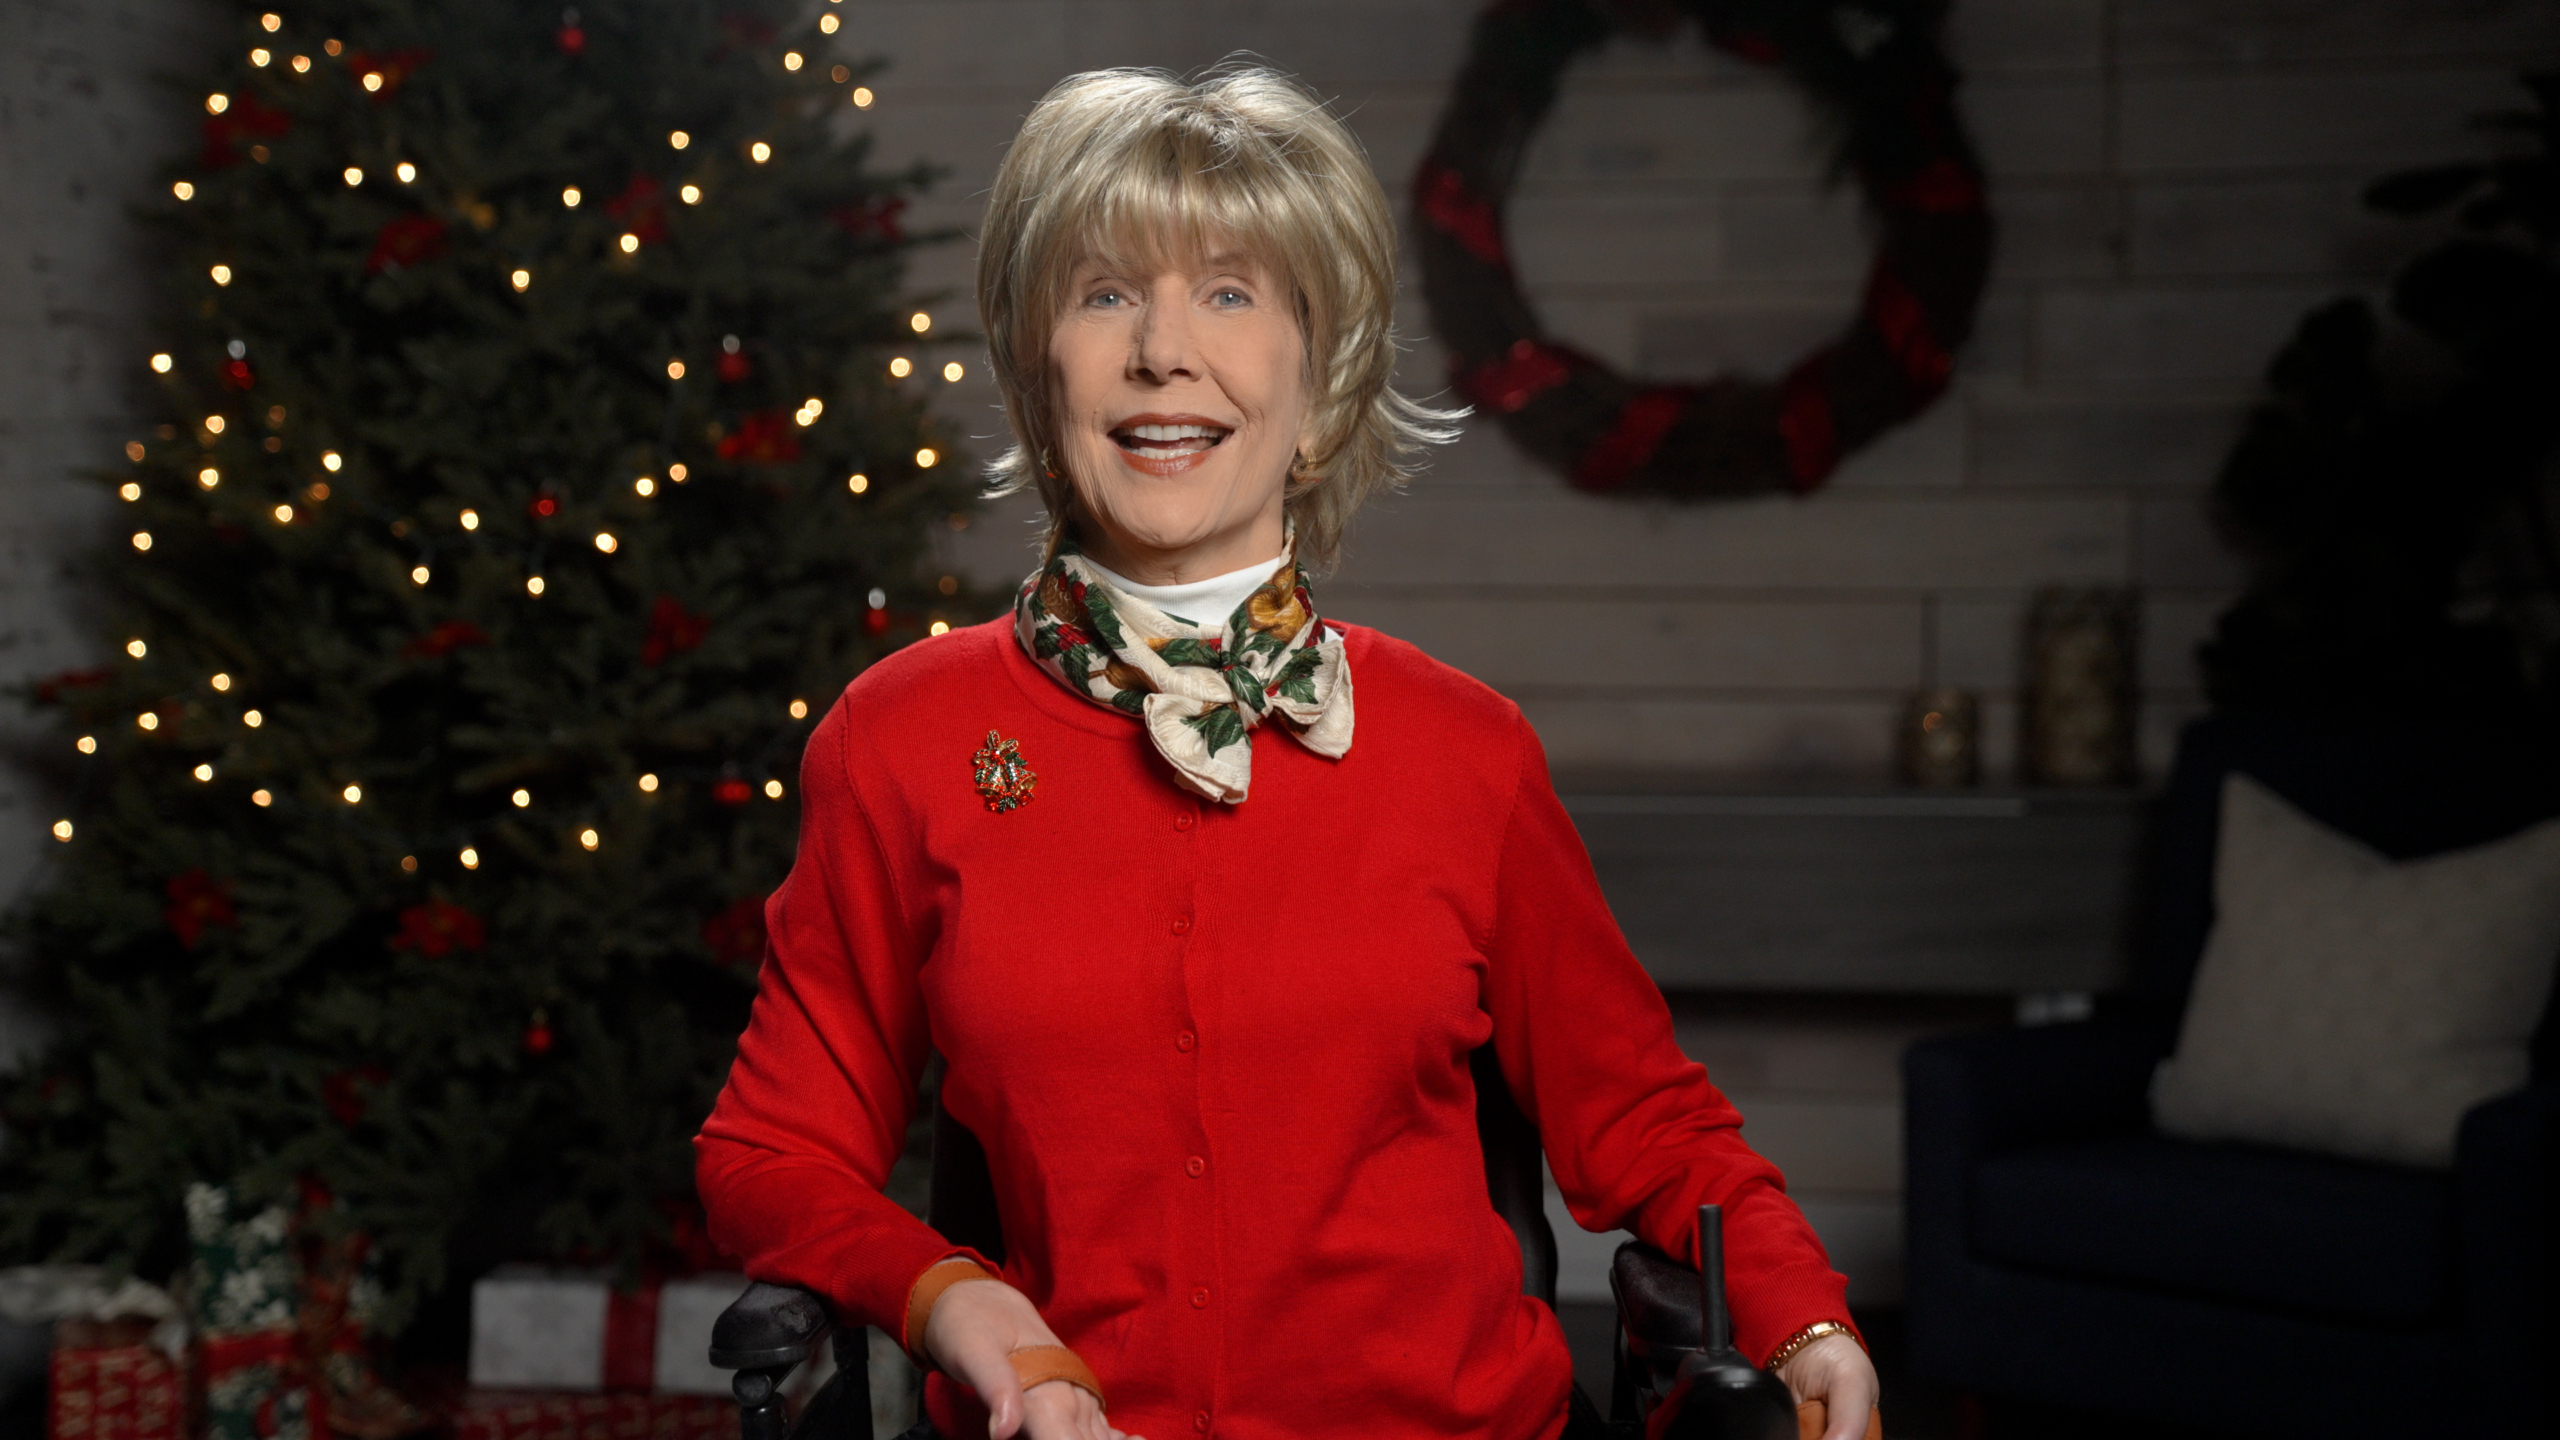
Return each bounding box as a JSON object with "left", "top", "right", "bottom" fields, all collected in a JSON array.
[
  {"left": 1190, "top": 1287, "right": 1210, "bottom": 1308},
  {"left": 1174, "top": 810, "right": 1195, "bottom": 831},
  {"left": 1175, "top": 1031, "right": 1195, "bottom": 1052},
  {"left": 1193, "top": 1412, "right": 1210, "bottom": 1433},
  {"left": 1170, "top": 915, "right": 1192, "bottom": 936},
  {"left": 1185, "top": 1155, "right": 1205, "bottom": 1178}
]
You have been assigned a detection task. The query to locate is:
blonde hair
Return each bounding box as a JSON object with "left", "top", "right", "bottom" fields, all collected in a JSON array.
[{"left": 975, "top": 63, "right": 1461, "bottom": 572}]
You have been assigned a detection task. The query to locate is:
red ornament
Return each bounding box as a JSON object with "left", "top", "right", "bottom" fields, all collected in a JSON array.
[
  {"left": 529, "top": 494, "right": 559, "bottom": 519},
  {"left": 640, "top": 594, "right": 710, "bottom": 665},
  {"left": 604, "top": 174, "right": 669, "bottom": 244},
  {"left": 522, "top": 1010, "right": 554, "bottom": 1056},
  {"left": 862, "top": 607, "right": 891, "bottom": 637},
  {"left": 700, "top": 896, "right": 768, "bottom": 966},
  {"left": 556, "top": 25, "right": 586, "bottom": 55},
  {"left": 387, "top": 898, "right": 487, "bottom": 957},
  {"left": 200, "top": 90, "right": 291, "bottom": 170},
  {"left": 830, "top": 195, "right": 907, "bottom": 243},
  {"left": 164, "top": 869, "right": 239, "bottom": 949},
  {"left": 716, "top": 350, "right": 753, "bottom": 384},
  {"left": 321, "top": 1065, "right": 389, "bottom": 1127},
  {"left": 365, "top": 213, "right": 448, "bottom": 274},
  {"left": 711, "top": 777, "right": 753, "bottom": 807},
  {"left": 221, "top": 358, "right": 256, "bottom": 390},
  {"left": 715, "top": 411, "right": 802, "bottom": 465},
  {"left": 403, "top": 619, "right": 492, "bottom": 658}
]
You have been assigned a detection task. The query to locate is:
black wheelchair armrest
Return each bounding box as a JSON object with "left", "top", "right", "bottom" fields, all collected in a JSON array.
[
  {"left": 710, "top": 1281, "right": 833, "bottom": 1371},
  {"left": 1612, "top": 1239, "right": 1702, "bottom": 1355},
  {"left": 710, "top": 1282, "right": 873, "bottom": 1440}
]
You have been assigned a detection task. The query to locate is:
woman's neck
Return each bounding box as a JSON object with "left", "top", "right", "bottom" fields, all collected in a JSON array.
[{"left": 1083, "top": 552, "right": 1284, "bottom": 627}]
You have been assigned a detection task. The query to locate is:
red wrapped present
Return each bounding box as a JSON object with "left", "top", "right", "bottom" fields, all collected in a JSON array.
[
  {"left": 47, "top": 1318, "right": 193, "bottom": 1440},
  {"left": 442, "top": 1390, "right": 738, "bottom": 1440}
]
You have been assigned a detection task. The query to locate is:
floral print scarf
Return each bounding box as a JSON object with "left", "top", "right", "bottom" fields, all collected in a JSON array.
[{"left": 1012, "top": 531, "right": 1353, "bottom": 802}]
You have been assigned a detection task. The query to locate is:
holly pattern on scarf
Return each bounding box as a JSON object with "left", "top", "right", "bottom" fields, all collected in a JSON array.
[{"left": 1013, "top": 532, "right": 1353, "bottom": 802}]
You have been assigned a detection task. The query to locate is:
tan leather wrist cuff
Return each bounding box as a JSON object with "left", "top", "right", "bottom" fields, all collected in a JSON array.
[
  {"left": 903, "top": 1257, "right": 995, "bottom": 1365},
  {"left": 1008, "top": 1343, "right": 1106, "bottom": 1411}
]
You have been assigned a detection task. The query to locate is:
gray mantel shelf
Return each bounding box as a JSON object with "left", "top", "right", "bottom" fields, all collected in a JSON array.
[{"left": 1560, "top": 787, "right": 2147, "bottom": 996}]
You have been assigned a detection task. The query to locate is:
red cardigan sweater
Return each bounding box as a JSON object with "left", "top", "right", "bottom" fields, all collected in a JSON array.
[{"left": 696, "top": 618, "right": 1852, "bottom": 1440}]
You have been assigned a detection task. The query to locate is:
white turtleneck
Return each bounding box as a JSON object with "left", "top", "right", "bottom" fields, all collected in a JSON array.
[{"left": 1084, "top": 554, "right": 1284, "bottom": 628}]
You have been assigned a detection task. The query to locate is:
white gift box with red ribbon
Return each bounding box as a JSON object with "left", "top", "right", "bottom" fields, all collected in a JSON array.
[{"left": 467, "top": 1268, "right": 749, "bottom": 1396}]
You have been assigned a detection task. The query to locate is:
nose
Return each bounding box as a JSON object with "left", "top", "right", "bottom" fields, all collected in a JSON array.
[{"left": 1130, "top": 278, "right": 1198, "bottom": 384}]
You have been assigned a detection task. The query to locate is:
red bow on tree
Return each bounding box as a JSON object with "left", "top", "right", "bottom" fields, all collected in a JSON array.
[
  {"left": 830, "top": 195, "right": 907, "bottom": 243},
  {"left": 641, "top": 595, "right": 710, "bottom": 665},
  {"left": 166, "top": 869, "right": 239, "bottom": 948},
  {"left": 403, "top": 620, "right": 490, "bottom": 659},
  {"left": 715, "top": 411, "right": 802, "bottom": 464},
  {"left": 365, "top": 214, "right": 448, "bottom": 274},
  {"left": 387, "top": 898, "right": 486, "bottom": 957}
]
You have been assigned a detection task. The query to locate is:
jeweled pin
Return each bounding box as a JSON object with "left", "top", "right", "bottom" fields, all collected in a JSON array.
[{"left": 971, "top": 730, "right": 1037, "bottom": 813}]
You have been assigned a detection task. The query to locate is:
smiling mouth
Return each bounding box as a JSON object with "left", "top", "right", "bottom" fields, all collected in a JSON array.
[{"left": 1112, "top": 421, "right": 1231, "bottom": 461}]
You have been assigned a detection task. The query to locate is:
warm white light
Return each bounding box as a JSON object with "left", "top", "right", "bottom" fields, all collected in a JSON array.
[
  {"left": 801, "top": 397, "right": 823, "bottom": 419},
  {"left": 344, "top": 166, "right": 364, "bottom": 186},
  {"left": 943, "top": 361, "right": 964, "bottom": 382},
  {"left": 126, "top": 639, "right": 147, "bottom": 658},
  {"left": 887, "top": 357, "right": 911, "bottom": 378},
  {"left": 137, "top": 713, "right": 159, "bottom": 731},
  {"left": 194, "top": 763, "right": 215, "bottom": 782},
  {"left": 260, "top": 12, "right": 280, "bottom": 31},
  {"left": 789, "top": 698, "right": 809, "bottom": 720},
  {"left": 749, "top": 141, "right": 771, "bottom": 163},
  {"left": 361, "top": 72, "right": 383, "bottom": 92},
  {"left": 273, "top": 504, "right": 294, "bottom": 523},
  {"left": 915, "top": 447, "right": 939, "bottom": 468},
  {"left": 638, "top": 773, "right": 659, "bottom": 793},
  {"left": 51, "top": 820, "right": 72, "bottom": 841},
  {"left": 243, "top": 709, "right": 262, "bottom": 727},
  {"left": 132, "top": 531, "right": 153, "bottom": 551},
  {"left": 593, "top": 532, "right": 617, "bottom": 553},
  {"left": 211, "top": 673, "right": 231, "bottom": 691},
  {"left": 203, "top": 415, "right": 226, "bottom": 435},
  {"left": 783, "top": 51, "right": 802, "bottom": 70},
  {"left": 459, "top": 847, "right": 479, "bottom": 868},
  {"left": 251, "top": 48, "right": 271, "bottom": 66},
  {"left": 173, "top": 181, "right": 195, "bottom": 200},
  {"left": 669, "top": 130, "right": 690, "bottom": 150},
  {"left": 763, "top": 779, "right": 784, "bottom": 799},
  {"left": 76, "top": 736, "right": 96, "bottom": 754},
  {"left": 511, "top": 788, "right": 531, "bottom": 808},
  {"left": 342, "top": 783, "right": 362, "bottom": 804},
  {"left": 322, "top": 451, "right": 342, "bottom": 471},
  {"left": 511, "top": 268, "right": 531, "bottom": 291},
  {"left": 252, "top": 788, "right": 272, "bottom": 807},
  {"left": 459, "top": 509, "right": 479, "bottom": 530},
  {"left": 619, "top": 233, "right": 640, "bottom": 254},
  {"left": 579, "top": 827, "right": 600, "bottom": 850},
  {"left": 847, "top": 473, "right": 869, "bottom": 494},
  {"left": 210, "top": 265, "right": 232, "bottom": 286},
  {"left": 665, "top": 359, "right": 684, "bottom": 379},
  {"left": 820, "top": 13, "right": 838, "bottom": 32},
  {"left": 928, "top": 620, "right": 950, "bottom": 636},
  {"left": 680, "top": 184, "right": 701, "bottom": 205},
  {"left": 151, "top": 353, "right": 173, "bottom": 372},
  {"left": 411, "top": 565, "right": 431, "bottom": 585},
  {"left": 396, "top": 161, "right": 416, "bottom": 182},
  {"left": 291, "top": 54, "right": 310, "bottom": 72},
  {"left": 562, "top": 187, "right": 581, "bottom": 208},
  {"left": 668, "top": 463, "right": 689, "bottom": 482},
  {"left": 199, "top": 467, "right": 220, "bottom": 489},
  {"left": 120, "top": 482, "right": 142, "bottom": 501},
  {"left": 206, "top": 93, "right": 230, "bottom": 114},
  {"left": 526, "top": 576, "right": 545, "bottom": 596},
  {"left": 909, "top": 311, "right": 931, "bottom": 334},
  {"left": 852, "top": 86, "right": 873, "bottom": 108}
]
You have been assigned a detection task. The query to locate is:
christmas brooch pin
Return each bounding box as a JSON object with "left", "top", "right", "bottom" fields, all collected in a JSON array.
[{"left": 971, "top": 730, "right": 1037, "bottom": 813}]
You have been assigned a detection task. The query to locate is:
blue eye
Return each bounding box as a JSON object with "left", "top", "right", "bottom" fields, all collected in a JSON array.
[{"left": 1213, "top": 288, "right": 1248, "bottom": 306}]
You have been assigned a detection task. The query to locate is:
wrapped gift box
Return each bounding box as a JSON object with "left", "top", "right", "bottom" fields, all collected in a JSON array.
[
  {"left": 47, "top": 1319, "right": 192, "bottom": 1440},
  {"left": 470, "top": 1271, "right": 751, "bottom": 1396}
]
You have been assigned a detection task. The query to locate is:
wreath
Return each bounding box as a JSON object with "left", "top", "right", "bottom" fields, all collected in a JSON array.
[{"left": 1414, "top": 0, "right": 1993, "bottom": 498}]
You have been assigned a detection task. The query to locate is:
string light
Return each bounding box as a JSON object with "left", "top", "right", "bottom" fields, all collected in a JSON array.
[
  {"left": 929, "top": 620, "right": 951, "bottom": 636},
  {"left": 525, "top": 576, "right": 545, "bottom": 596},
  {"left": 400, "top": 855, "right": 417, "bottom": 873},
  {"left": 764, "top": 780, "right": 785, "bottom": 799},
  {"left": 137, "top": 713, "right": 159, "bottom": 731},
  {"left": 579, "top": 827, "right": 600, "bottom": 850},
  {"left": 511, "top": 788, "right": 531, "bottom": 807},
  {"left": 210, "top": 264, "right": 232, "bottom": 285},
  {"left": 460, "top": 846, "right": 479, "bottom": 868},
  {"left": 867, "top": 588, "right": 887, "bottom": 609},
  {"left": 396, "top": 161, "right": 416, "bottom": 182},
  {"left": 592, "top": 532, "right": 617, "bottom": 553},
  {"left": 634, "top": 476, "right": 655, "bottom": 497},
  {"left": 251, "top": 48, "right": 271, "bottom": 66},
  {"left": 132, "top": 531, "right": 153, "bottom": 551},
  {"left": 244, "top": 709, "right": 262, "bottom": 727},
  {"left": 342, "top": 783, "right": 362, "bottom": 804},
  {"left": 52, "top": 820, "right": 72, "bottom": 841},
  {"left": 173, "top": 181, "right": 195, "bottom": 201},
  {"left": 291, "top": 55, "right": 309, "bottom": 72},
  {"left": 253, "top": 788, "right": 273, "bottom": 806},
  {"left": 668, "top": 463, "right": 689, "bottom": 482},
  {"left": 306, "top": 482, "right": 330, "bottom": 502},
  {"left": 260, "top": 12, "right": 280, "bottom": 31},
  {"left": 322, "top": 451, "right": 342, "bottom": 471},
  {"left": 638, "top": 773, "right": 658, "bottom": 792},
  {"left": 150, "top": 353, "right": 173, "bottom": 373},
  {"left": 665, "top": 359, "right": 684, "bottom": 379},
  {"left": 204, "top": 414, "right": 226, "bottom": 434},
  {"left": 669, "top": 130, "right": 690, "bottom": 149},
  {"left": 915, "top": 447, "right": 940, "bottom": 467},
  {"left": 511, "top": 268, "right": 531, "bottom": 291},
  {"left": 324, "top": 39, "right": 342, "bottom": 55},
  {"left": 199, "top": 467, "right": 220, "bottom": 489},
  {"left": 887, "top": 357, "right": 911, "bottom": 378},
  {"left": 830, "top": 63, "right": 850, "bottom": 82},
  {"left": 943, "top": 362, "right": 965, "bottom": 382},
  {"left": 852, "top": 86, "right": 874, "bottom": 108},
  {"left": 194, "top": 763, "right": 215, "bottom": 782},
  {"left": 121, "top": 482, "right": 141, "bottom": 500},
  {"left": 76, "top": 736, "right": 96, "bottom": 754},
  {"left": 789, "top": 698, "right": 810, "bottom": 720},
  {"left": 410, "top": 565, "right": 430, "bottom": 585},
  {"left": 821, "top": 14, "right": 840, "bottom": 33},
  {"left": 212, "top": 673, "right": 231, "bottom": 691},
  {"left": 273, "top": 503, "right": 294, "bottom": 523},
  {"left": 910, "top": 311, "right": 931, "bottom": 333},
  {"left": 125, "top": 639, "right": 147, "bottom": 658},
  {"left": 460, "top": 509, "right": 480, "bottom": 530},
  {"left": 344, "top": 167, "right": 364, "bottom": 186},
  {"left": 783, "top": 51, "right": 803, "bottom": 70},
  {"left": 749, "top": 141, "right": 771, "bottom": 163},
  {"left": 847, "top": 473, "right": 868, "bottom": 494},
  {"left": 207, "top": 93, "right": 230, "bottom": 114},
  {"left": 796, "top": 397, "right": 823, "bottom": 425},
  {"left": 361, "top": 71, "right": 383, "bottom": 91},
  {"left": 679, "top": 184, "right": 701, "bottom": 205},
  {"left": 562, "top": 186, "right": 581, "bottom": 208}
]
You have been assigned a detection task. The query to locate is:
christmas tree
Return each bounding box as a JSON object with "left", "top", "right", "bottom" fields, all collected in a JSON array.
[{"left": 1, "top": 0, "right": 969, "bottom": 1328}]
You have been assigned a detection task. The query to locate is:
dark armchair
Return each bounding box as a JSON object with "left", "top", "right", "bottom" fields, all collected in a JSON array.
[{"left": 1904, "top": 711, "right": 2560, "bottom": 1435}]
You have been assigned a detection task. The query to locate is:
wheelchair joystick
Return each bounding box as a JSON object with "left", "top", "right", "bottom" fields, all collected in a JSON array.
[{"left": 1643, "top": 1205, "right": 1798, "bottom": 1440}]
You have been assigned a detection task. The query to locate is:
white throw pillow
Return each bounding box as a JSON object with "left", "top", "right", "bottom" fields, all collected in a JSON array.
[{"left": 2149, "top": 773, "right": 2560, "bottom": 1167}]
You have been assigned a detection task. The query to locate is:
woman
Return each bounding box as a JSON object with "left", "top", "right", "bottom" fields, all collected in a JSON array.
[{"left": 696, "top": 66, "right": 1880, "bottom": 1440}]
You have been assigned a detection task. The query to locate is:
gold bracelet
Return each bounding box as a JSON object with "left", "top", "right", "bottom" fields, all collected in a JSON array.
[{"left": 1763, "top": 1319, "right": 1859, "bottom": 1372}]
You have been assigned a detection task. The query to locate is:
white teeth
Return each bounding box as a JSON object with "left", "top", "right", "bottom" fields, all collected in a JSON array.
[{"left": 1127, "top": 423, "right": 1222, "bottom": 441}]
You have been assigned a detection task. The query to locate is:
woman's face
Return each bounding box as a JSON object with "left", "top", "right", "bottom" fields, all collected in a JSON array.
[{"left": 1047, "top": 246, "right": 1313, "bottom": 583}]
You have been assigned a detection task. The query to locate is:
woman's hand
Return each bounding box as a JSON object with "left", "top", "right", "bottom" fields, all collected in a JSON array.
[
  {"left": 1776, "top": 1333, "right": 1879, "bottom": 1440},
  {"left": 920, "top": 1277, "right": 1143, "bottom": 1440}
]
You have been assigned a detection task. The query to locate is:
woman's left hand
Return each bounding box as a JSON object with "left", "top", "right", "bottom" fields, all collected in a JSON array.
[{"left": 1776, "top": 1333, "right": 1879, "bottom": 1440}]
